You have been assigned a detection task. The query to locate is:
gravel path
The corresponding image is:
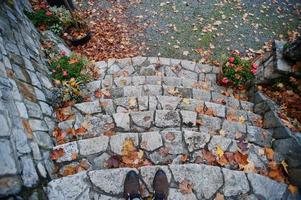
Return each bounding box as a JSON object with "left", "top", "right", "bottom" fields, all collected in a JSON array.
[{"left": 82, "top": 0, "right": 301, "bottom": 60}]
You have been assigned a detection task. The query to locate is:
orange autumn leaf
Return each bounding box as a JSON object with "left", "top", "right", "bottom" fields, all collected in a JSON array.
[
  {"left": 95, "top": 89, "right": 102, "bottom": 98},
  {"left": 55, "top": 107, "right": 74, "bottom": 122},
  {"left": 241, "top": 161, "right": 256, "bottom": 173},
  {"left": 217, "top": 155, "right": 229, "bottom": 166},
  {"left": 180, "top": 154, "right": 188, "bottom": 162},
  {"left": 71, "top": 152, "right": 78, "bottom": 160},
  {"left": 62, "top": 165, "right": 77, "bottom": 177},
  {"left": 53, "top": 127, "right": 66, "bottom": 144},
  {"left": 68, "top": 57, "right": 79, "bottom": 64},
  {"left": 264, "top": 147, "right": 274, "bottom": 160},
  {"left": 233, "top": 151, "right": 249, "bottom": 165},
  {"left": 288, "top": 184, "right": 298, "bottom": 194},
  {"left": 51, "top": 148, "right": 65, "bottom": 160},
  {"left": 75, "top": 127, "right": 87, "bottom": 135},
  {"left": 66, "top": 127, "right": 76, "bottom": 135},
  {"left": 195, "top": 105, "right": 204, "bottom": 113},
  {"left": 104, "top": 130, "right": 115, "bottom": 136}
]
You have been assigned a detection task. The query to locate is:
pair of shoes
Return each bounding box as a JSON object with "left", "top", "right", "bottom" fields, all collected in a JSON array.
[{"left": 124, "top": 169, "right": 169, "bottom": 200}]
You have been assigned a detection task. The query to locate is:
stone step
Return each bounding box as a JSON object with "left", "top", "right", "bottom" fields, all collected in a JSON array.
[
  {"left": 94, "top": 57, "right": 219, "bottom": 81},
  {"left": 51, "top": 128, "right": 271, "bottom": 178},
  {"left": 72, "top": 95, "right": 255, "bottom": 119},
  {"left": 84, "top": 84, "right": 253, "bottom": 111},
  {"left": 46, "top": 163, "right": 290, "bottom": 200},
  {"left": 57, "top": 108, "right": 266, "bottom": 145}
]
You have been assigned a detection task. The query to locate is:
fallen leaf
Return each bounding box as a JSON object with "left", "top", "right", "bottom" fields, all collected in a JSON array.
[
  {"left": 288, "top": 184, "right": 298, "bottom": 194},
  {"left": 104, "top": 130, "right": 115, "bottom": 136},
  {"left": 195, "top": 105, "right": 204, "bottom": 113},
  {"left": 128, "top": 98, "right": 137, "bottom": 108},
  {"left": 216, "top": 145, "right": 224, "bottom": 158},
  {"left": 281, "top": 160, "right": 289, "bottom": 174},
  {"left": 51, "top": 148, "right": 65, "bottom": 160},
  {"left": 179, "top": 179, "right": 193, "bottom": 194},
  {"left": 62, "top": 165, "right": 77, "bottom": 177},
  {"left": 106, "top": 155, "right": 121, "bottom": 168},
  {"left": 239, "top": 116, "right": 245, "bottom": 124},
  {"left": 180, "top": 154, "right": 188, "bottom": 162},
  {"left": 242, "top": 160, "right": 256, "bottom": 173},
  {"left": 217, "top": 155, "right": 229, "bottom": 166},
  {"left": 182, "top": 98, "right": 190, "bottom": 105},
  {"left": 264, "top": 148, "right": 274, "bottom": 160},
  {"left": 215, "top": 193, "right": 224, "bottom": 200},
  {"left": 165, "top": 132, "right": 176, "bottom": 141}
]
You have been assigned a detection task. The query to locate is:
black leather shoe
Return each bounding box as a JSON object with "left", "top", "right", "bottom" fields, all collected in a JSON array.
[
  {"left": 153, "top": 169, "right": 169, "bottom": 200},
  {"left": 124, "top": 170, "right": 141, "bottom": 200}
]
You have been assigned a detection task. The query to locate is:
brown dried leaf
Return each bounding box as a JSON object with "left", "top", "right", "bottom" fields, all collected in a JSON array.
[{"left": 179, "top": 179, "right": 193, "bottom": 194}]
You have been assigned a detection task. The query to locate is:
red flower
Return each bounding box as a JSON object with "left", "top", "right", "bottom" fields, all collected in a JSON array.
[
  {"left": 63, "top": 71, "right": 68, "bottom": 77},
  {"left": 230, "top": 50, "right": 240, "bottom": 56},
  {"left": 252, "top": 63, "right": 258, "bottom": 69},
  {"left": 251, "top": 68, "right": 257, "bottom": 75},
  {"left": 229, "top": 57, "right": 235, "bottom": 63},
  {"left": 229, "top": 63, "right": 234, "bottom": 67},
  {"left": 46, "top": 11, "right": 52, "bottom": 16},
  {"left": 60, "top": 51, "right": 67, "bottom": 56},
  {"left": 222, "top": 77, "right": 229, "bottom": 84}
]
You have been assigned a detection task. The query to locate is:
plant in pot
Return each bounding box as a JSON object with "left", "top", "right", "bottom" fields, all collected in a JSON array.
[
  {"left": 46, "top": 0, "right": 75, "bottom": 10},
  {"left": 61, "top": 0, "right": 91, "bottom": 46},
  {"left": 218, "top": 51, "right": 257, "bottom": 88}
]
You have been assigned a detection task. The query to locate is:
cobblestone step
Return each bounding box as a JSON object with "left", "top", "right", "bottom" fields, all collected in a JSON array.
[
  {"left": 84, "top": 84, "right": 253, "bottom": 111},
  {"left": 57, "top": 108, "right": 266, "bottom": 145},
  {"left": 52, "top": 128, "right": 271, "bottom": 176},
  {"left": 73, "top": 95, "right": 255, "bottom": 119},
  {"left": 94, "top": 57, "right": 219, "bottom": 81},
  {"left": 46, "top": 163, "right": 290, "bottom": 200}
]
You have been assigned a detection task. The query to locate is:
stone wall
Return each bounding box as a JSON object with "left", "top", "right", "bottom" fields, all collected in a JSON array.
[
  {"left": 248, "top": 49, "right": 301, "bottom": 187},
  {"left": 0, "top": 0, "right": 56, "bottom": 198}
]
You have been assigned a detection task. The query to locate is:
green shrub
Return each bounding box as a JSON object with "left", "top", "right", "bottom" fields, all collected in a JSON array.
[
  {"left": 220, "top": 51, "right": 257, "bottom": 87},
  {"left": 50, "top": 52, "right": 90, "bottom": 83},
  {"left": 25, "top": 9, "right": 62, "bottom": 28}
]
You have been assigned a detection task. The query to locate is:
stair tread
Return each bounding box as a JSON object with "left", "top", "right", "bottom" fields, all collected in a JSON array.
[
  {"left": 56, "top": 108, "right": 263, "bottom": 143},
  {"left": 46, "top": 163, "right": 289, "bottom": 200}
]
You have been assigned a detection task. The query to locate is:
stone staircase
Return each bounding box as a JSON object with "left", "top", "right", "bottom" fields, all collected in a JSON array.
[{"left": 46, "top": 57, "right": 291, "bottom": 199}]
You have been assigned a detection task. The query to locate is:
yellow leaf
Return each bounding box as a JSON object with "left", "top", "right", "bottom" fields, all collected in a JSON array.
[
  {"left": 122, "top": 138, "right": 136, "bottom": 156},
  {"left": 119, "top": 79, "right": 127, "bottom": 86},
  {"left": 182, "top": 98, "right": 190, "bottom": 105},
  {"left": 137, "top": 150, "right": 144, "bottom": 159},
  {"left": 281, "top": 160, "right": 289, "bottom": 174},
  {"left": 167, "top": 88, "right": 179, "bottom": 96},
  {"left": 128, "top": 98, "right": 137, "bottom": 108},
  {"left": 216, "top": 145, "right": 224, "bottom": 158},
  {"left": 239, "top": 116, "right": 245, "bottom": 124}
]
